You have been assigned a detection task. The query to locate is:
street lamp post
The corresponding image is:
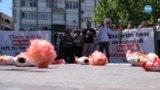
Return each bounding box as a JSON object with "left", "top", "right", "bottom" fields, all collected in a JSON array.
[
  {"left": 79, "top": 0, "right": 81, "bottom": 29},
  {"left": 0, "top": 1, "right": 1, "bottom": 30},
  {"left": 51, "top": 0, "right": 55, "bottom": 45}
]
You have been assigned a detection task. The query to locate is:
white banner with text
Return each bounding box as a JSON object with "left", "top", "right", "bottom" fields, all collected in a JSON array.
[
  {"left": 0, "top": 31, "right": 51, "bottom": 56},
  {"left": 109, "top": 28, "right": 155, "bottom": 63}
]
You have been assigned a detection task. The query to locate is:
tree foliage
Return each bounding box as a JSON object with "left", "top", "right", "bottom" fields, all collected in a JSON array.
[{"left": 93, "top": 0, "right": 160, "bottom": 27}]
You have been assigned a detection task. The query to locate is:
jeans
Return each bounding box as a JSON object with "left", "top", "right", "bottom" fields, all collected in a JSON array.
[{"left": 82, "top": 43, "right": 94, "bottom": 57}]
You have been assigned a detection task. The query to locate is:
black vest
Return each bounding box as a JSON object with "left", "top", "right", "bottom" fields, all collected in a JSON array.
[{"left": 63, "top": 35, "right": 74, "bottom": 48}]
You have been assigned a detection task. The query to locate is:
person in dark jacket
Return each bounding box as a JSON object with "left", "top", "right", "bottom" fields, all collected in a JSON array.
[
  {"left": 74, "top": 29, "right": 83, "bottom": 57},
  {"left": 61, "top": 29, "right": 75, "bottom": 64}
]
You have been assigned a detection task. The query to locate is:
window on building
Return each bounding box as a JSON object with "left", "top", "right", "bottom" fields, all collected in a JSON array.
[
  {"left": 38, "top": 12, "right": 51, "bottom": 20},
  {"left": 81, "top": 0, "right": 85, "bottom": 3},
  {"left": 52, "top": 14, "right": 64, "bottom": 20},
  {"left": 81, "top": 17, "right": 91, "bottom": 22},
  {"left": 21, "top": 24, "right": 37, "bottom": 31},
  {"left": 66, "top": 2, "right": 70, "bottom": 9},
  {"left": 76, "top": 2, "right": 79, "bottom": 9},
  {"left": 73, "top": 2, "right": 76, "bottom": 9},
  {"left": 46, "top": 0, "right": 50, "bottom": 8},
  {"left": 5, "top": 19, "right": 11, "bottom": 24},
  {"left": 21, "top": 12, "right": 25, "bottom": 18},
  {"left": 81, "top": 6, "right": 93, "bottom": 11},
  {"left": 21, "top": 12, "right": 37, "bottom": 19},
  {"left": 30, "top": 0, "right": 37, "bottom": 7},
  {"left": 21, "top": 0, "right": 25, "bottom": 7},
  {"left": 38, "top": 2, "right": 46, "bottom": 8},
  {"left": 53, "top": 0, "right": 57, "bottom": 8},
  {"left": 21, "top": 0, "right": 37, "bottom": 7},
  {"left": 66, "top": 14, "right": 78, "bottom": 24},
  {"left": 69, "top": 2, "right": 72, "bottom": 9},
  {"left": 46, "top": 0, "right": 57, "bottom": 8},
  {"left": 66, "top": 1, "right": 79, "bottom": 9}
]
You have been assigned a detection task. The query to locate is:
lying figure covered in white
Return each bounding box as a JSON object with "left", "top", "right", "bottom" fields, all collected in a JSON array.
[
  {"left": 126, "top": 50, "right": 160, "bottom": 71},
  {"left": 15, "top": 52, "right": 35, "bottom": 67},
  {"left": 125, "top": 50, "right": 156, "bottom": 66},
  {"left": 75, "top": 56, "right": 90, "bottom": 65},
  {"left": 0, "top": 52, "right": 35, "bottom": 67},
  {"left": 0, "top": 55, "right": 15, "bottom": 65},
  {"left": 75, "top": 51, "right": 108, "bottom": 66}
]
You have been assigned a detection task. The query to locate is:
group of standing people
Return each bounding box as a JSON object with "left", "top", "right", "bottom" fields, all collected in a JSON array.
[
  {"left": 54, "top": 18, "right": 160, "bottom": 64},
  {"left": 54, "top": 18, "right": 116, "bottom": 64}
]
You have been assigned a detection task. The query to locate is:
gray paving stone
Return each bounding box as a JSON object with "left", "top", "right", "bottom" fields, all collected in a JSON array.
[{"left": 0, "top": 64, "right": 159, "bottom": 90}]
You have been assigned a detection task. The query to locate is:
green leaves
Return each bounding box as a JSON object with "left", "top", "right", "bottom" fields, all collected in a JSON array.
[{"left": 93, "top": 0, "right": 160, "bottom": 26}]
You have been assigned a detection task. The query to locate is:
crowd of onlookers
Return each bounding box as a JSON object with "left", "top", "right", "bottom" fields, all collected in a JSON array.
[{"left": 54, "top": 18, "right": 160, "bottom": 63}]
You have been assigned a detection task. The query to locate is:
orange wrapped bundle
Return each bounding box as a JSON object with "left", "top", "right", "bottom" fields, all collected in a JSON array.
[
  {"left": 26, "top": 39, "right": 57, "bottom": 68},
  {"left": 147, "top": 53, "right": 159, "bottom": 60},
  {"left": 141, "top": 58, "right": 160, "bottom": 71},
  {"left": 89, "top": 51, "right": 108, "bottom": 66},
  {"left": 139, "top": 53, "right": 159, "bottom": 65}
]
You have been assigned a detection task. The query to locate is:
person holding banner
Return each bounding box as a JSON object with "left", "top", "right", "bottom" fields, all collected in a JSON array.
[
  {"left": 97, "top": 18, "right": 117, "bottom": 63},
  {"left": 138, "top": 20, "right": 148, "bottom": 29},
  {"left": 156, "top": 19, "right": 160, "bottom": 57}
]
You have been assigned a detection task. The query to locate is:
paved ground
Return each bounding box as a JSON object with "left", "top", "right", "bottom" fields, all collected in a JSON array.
[{"left": 0, "top": 64, "right": 160, "bottom": 90}]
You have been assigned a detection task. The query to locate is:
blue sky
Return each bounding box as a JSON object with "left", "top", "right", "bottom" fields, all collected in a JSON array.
[{"left": 0, "top": 0, "right": 12, "bottom": 17}]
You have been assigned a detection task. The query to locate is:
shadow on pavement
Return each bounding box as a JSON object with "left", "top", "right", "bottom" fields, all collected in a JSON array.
[{"left": 0, "top": 65, "right": 59, "bottom": 72}]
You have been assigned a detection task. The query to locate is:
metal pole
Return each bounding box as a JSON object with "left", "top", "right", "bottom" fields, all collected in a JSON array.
[
  {"left": 0, "top": 13, "right": 1, "bottom": 30},
  {"left": 94, "top": 0, "right": 97, "bottom": 28},
  {"left": 20, "top": 0, "right": 22, "bottom": 30},
  {"left": 79, "top": 0, "right": 81, "bottom": 29},
  {"left": 51, "top": 0, "right": 55, "bottom": 45},
  {"left": 51, "top": 0, "right": 52, "bottom": 31},
  {"left": 36, "top": 0, "right": 38, "bottom": 30},
  {"left": 65, "top": 0, "right": 66, "bottom": 30}
]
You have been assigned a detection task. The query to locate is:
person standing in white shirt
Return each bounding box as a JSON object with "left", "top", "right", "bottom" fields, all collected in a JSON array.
[
  {"left": 56, "top": 34, "right": 61, "bottom": 58},
  {"left": 156, "top": 19, "right": 160, "bottom": 30},
  {"left": 97, "top": 18, "right": 116, "bottom": 63}
]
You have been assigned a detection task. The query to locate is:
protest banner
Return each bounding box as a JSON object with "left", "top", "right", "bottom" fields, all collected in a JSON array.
[
  {"left": 0, "top": 28, "right": 155, "bottom": 63},
  {"left": 0, "top": 31, "right": 51, "bottom": 56},
  {"left": 109, "top": 28, "right": 155, "bottom": 63}
]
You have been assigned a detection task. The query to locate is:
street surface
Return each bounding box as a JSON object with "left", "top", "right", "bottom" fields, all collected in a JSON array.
[{"left": 0, "top": 64, "right": 159, "bottom": 90}]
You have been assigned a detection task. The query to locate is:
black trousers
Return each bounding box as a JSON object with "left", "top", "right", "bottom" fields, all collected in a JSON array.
[
  {"left": 63, "top": 47, "right": 74, "bottom": 64},
  {"left": 98, "top": 42, "right": 110, "bottom": 62},
  {"left": 74, "top": 46, "right": 83, "bottom": 58}
]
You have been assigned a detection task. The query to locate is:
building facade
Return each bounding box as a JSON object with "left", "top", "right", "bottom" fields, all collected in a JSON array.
[
  {"left": 0, "top": 12, "right": 13, "bottom": 30},
  {"left": 13, "top": 0, "right": 98, "bottom": 32}
]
